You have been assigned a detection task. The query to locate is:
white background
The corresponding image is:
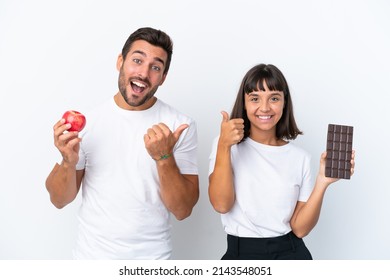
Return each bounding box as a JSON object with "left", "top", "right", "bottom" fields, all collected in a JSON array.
[{"left": 0, "top": 0, "right": 389, "bottom": 260}]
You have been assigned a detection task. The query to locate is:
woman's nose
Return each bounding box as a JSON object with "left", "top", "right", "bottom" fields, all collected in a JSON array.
[{"left": 259, "top": 101, "right": 270, "bottom": 112}]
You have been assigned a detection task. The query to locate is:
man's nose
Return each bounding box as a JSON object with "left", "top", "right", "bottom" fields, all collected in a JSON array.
[{"left": 137, "top": 64, "right": 149, "bottom": 79}]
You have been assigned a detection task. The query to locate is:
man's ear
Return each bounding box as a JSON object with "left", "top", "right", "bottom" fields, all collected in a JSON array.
[
  {"left": 116, "top": 54, "right": 123, "bottom": 71},
  {"left": 159, "top": 73, "right": 167, "bottom": 85}
]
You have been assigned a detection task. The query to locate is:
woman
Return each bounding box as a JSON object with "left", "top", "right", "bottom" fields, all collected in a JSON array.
[{"left": 208, "top": 63, "right": 355, "bottom": 260}]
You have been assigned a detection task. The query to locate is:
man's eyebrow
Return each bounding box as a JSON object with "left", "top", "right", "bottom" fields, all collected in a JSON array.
[
  {"left": 131, "top": 50, "right": 165, "bottom": 66},
  {"left": 132, "top": 50, "right": 146, "bottom": 57}
]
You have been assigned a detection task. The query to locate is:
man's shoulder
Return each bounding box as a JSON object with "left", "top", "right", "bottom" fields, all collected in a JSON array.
[
  {"left": 78, "top": 97, "right": 114, "bottom": 134},
  {"left": 156, "top": 99, "right": 195, "bottom": 123},
  {"left": 83, "top": 97, "right": 114, "bottom": 117}
]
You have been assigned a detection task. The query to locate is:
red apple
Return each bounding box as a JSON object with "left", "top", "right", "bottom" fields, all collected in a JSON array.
[{"left": 62, "top": 110, "right": 86, "bottom": 132}]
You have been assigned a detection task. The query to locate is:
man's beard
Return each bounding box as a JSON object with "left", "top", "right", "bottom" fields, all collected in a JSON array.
[
  {"left": 118, "top": 71, "right": 158, "bottom": 108},
  {"left": 119, "top": 85, "right": 158, "bottom": 107}
]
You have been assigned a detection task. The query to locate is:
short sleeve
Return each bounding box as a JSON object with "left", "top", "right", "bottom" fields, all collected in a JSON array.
[
  {"left": 173, "top": 119, "right": 198, "bottom": 175},
  {"left": 76, "top": 143, "right": 86, "bottom": 171},
  {"left": 208, "top": 136, "right": 219, "bottom": 177},
  {"left": 297, "top": 153, "right": 314, "bottom": 202}
]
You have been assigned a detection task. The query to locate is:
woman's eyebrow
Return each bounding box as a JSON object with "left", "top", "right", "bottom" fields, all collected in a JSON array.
[{"left": 247, "top": 91, "right": 282, "bottom": 96}]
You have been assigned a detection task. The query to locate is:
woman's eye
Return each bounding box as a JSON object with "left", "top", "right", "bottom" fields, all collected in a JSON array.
[{"left": 250, "top": 97, "right": 258, "bottom": 102}]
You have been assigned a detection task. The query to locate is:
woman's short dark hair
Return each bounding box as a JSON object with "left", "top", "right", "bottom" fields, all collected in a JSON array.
[
  {"left": 121, "top": 27, "right": 173, "bottom": 75},
  {"left": 231, "top": 63, "right": 302, "bottom": 142}
]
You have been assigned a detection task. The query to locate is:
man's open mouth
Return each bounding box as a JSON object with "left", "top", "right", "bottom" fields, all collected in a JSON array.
[{"left": 131, "top": 80, "right": 147, "bottom": 93}]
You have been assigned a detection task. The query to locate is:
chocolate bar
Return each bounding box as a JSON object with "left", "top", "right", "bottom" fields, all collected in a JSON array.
[{"left": 325, "top": 124, "right": 354, "bottom": 179}]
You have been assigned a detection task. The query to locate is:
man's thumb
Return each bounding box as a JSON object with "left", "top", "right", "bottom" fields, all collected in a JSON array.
[{"left": 173, "top": 124, "right": 189, "bottom": 140}]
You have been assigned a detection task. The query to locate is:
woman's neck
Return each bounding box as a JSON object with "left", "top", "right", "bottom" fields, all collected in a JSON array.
[{"left": 249, "top": 131, "right": 287, "bottom": 146}]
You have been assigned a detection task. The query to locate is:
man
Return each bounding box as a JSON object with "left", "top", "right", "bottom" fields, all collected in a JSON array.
[{"left": 45, "top": 27, "right": 199, "bottom": 259}]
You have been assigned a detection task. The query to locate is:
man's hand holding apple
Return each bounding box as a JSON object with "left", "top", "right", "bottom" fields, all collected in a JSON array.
[{"left": 53, "top": 111, "right": 86, "bottom": 167}]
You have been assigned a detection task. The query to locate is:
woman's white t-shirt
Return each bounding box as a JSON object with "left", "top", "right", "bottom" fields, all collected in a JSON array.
[{"left": 209, "top": 137, "right": 313, "bottom": 238}]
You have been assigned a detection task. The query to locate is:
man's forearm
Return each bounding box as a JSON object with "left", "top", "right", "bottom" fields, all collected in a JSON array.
[
  {"left": 156, "top": 157, "right": 199, "bottom": 220},
  {"left": 45, "top": 161, "right": 80, "bottom": 209}
]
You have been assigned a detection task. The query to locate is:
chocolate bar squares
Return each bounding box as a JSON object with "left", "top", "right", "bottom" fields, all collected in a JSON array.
[{"left": 325, "top": 124, "right": 354, "bottom": 179}]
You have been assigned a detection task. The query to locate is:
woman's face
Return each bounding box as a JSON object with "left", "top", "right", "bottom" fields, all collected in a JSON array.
[{"left": 244, "top": 80, "right": 285, "bottom": 140}]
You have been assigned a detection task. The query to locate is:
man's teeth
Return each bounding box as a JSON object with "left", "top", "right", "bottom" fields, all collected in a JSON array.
[
  {"left": 133, "top": 81, "right": 145, "bottom": 88},
  {"left": 257, "top": 115, "right": 272, "bottom": 119}
]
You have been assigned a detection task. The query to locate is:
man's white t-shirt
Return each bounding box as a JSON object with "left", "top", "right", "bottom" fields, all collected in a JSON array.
[
  {"left": 209, "top": 137, "right": 313, "bottom": 238},
  {"left": 74, "top": 97, "right": 198, "bottom": 259}
]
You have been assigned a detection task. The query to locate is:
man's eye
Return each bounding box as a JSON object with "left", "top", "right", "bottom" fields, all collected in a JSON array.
[
  {"left": 133, "top": 59, "right": 141, "bottom": 64},
  {"left": 152, "top": 65, "right": 161, "bottom": 71}
]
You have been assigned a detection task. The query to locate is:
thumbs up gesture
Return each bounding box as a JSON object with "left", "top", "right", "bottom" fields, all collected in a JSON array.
[
  {"left": 219, "top": 111, "right": 245, "bottom": 148},
  {"left": 144, "top": 123, "right": 189, "bottom": 161}
]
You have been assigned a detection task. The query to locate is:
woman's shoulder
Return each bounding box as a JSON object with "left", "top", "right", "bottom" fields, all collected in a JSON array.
[{"left": 287, "top": 142, "right": 312, "bottom": 159}]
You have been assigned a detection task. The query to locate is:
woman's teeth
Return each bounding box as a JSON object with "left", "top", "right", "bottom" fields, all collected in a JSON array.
[{"left": 257, "top": 115, "right": 272, "bottom": 119}]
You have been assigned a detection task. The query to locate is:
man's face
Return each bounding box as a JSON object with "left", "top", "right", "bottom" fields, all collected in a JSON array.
[{"left": 117, "top": 40, "right": 167, "bottom": 110}]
